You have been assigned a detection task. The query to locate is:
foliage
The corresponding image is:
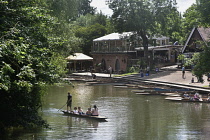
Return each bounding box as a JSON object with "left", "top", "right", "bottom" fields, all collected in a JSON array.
[
  {"left": 73, "top": 13, "right": 109, "bottom": 55},
  {"left": 75, "top": 23, "right": 107, "bottom": 55},
  {"left": 197, "top": 0, "right": 210, "bottom": 24},
  {"left": 0, "top": 0, "right": 77, "bottom": 131},
  {"left": 191, "top": 46, "right": 210, "bottom": 83},
  {"left": 181, "top": 4, "right": 203, "bottom": 42},
  {"left": 184, "top": 46, "right": 210, "bottom": 83},
  {"left": 77, "top": 0, "right": 96, "bottom": 17}
]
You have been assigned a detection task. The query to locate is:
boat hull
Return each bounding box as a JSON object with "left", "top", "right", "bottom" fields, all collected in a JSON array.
[{"left": 62, "top": 111, "right": 107, "bottom": 121}]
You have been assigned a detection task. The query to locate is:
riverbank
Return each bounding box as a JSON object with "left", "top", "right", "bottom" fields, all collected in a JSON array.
[{"left": 68, "top": 65, "right": 210, "bottom": 92}]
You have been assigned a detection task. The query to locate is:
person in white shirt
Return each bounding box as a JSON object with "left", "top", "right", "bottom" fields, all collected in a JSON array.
[
  {"left": 91, "top": 105, "right": 99, "bottom": 116},
  {"left": 72, "top": 107, "right": 78, "bottom": 114}
]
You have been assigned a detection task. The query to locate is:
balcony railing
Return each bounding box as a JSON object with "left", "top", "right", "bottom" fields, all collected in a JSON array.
[{"left": 91, "top": 45, "right": 136, "bottom": 53}]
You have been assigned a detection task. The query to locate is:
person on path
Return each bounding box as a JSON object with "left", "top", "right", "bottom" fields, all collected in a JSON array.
[
  {"left": 108, "top": 66, "right": 112, "bottom": 78},
  {"left": 146, "top": 66, "right": 150, "bottom": 76},
  {"left": 67, "top": 92, "right": 72, "bottom": 111},
  {"left": 182, "top": 66, "right": 185, "bottom": 79}
]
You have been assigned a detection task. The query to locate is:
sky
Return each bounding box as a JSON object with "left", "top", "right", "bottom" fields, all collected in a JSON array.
[{"left": 91, "top": 0, "right": 197, "bottom": 16}]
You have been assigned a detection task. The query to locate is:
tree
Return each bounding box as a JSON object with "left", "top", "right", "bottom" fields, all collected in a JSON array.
[
  {"left": 75, "top": 23, "right": 107, "bottom": 55},
  {"left": 0, "top": 0, "right": 77, "bottom": 133},
  {"left": 197, "top": 0, "right": 210, "bottom": 24},
  {"left": 185, "top": 46, "right": 210, "bottom": 83},
  {"left": 107, "top": 0, "right": 177, "bottom": 65},
  {"left": 77, "top": 0, "right": 96, "bottom": 17},
  {"left": 181, "top": 4, "right": 203, "bottom": 42},
  {"left": 46, "top": 0, "right": 78, "bottom": 21}
]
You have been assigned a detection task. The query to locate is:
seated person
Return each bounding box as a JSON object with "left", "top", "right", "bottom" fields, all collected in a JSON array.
[
  {"left": 72, "top": 107, "right": 78, "bottom": 114},
  {"left": 207, "top": 93, "right": 210, "bottom": 101},
  {"left": 78, "top": 107, "right": 84, "bottom": 115},
  {"left": 183, "top": 93, "right": 190, "bottom": 99},
  {"left": 91, "top": 105, "right": 99, "bottom": 116},
  {"left": 86, "top": 108, "right": 92, "bottom": 115},
  {"left": 194, "top": 93, "right": 200, "bottom": 101}
]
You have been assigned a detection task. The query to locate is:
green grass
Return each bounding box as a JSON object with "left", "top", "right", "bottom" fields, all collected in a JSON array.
[{"left": 114, "top": 72, "right": 138, "bottom": 77}]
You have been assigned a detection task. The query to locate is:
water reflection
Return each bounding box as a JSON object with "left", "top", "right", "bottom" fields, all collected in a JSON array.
[
  {"left": 66, "top": 116, "right": 99, "bottom": 129},
  {"left": 14, "top": 82, "right": 210, "bottom": 140}
]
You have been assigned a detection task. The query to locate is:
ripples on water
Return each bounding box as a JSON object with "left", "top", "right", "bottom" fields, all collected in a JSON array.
[{"left": 14, "top": 83, "right": 210, "bottom": 140}]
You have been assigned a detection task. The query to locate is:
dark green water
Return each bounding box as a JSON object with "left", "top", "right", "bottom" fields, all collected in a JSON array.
[{"left": 14, "top": 82, "right": 210, "bottom": 140}]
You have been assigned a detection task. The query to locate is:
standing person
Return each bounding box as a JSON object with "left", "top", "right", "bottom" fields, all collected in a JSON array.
[
  {"left": 108, "top": 65, "right": 112, "bottom": 78},
  {"left": 91, "top": 105, "right": 99, "bottom": 116},
  {"left": 67, "top": 92, "right": 72, "bottom": 111},
  {"left": 182, "top": 66, "right": 185, "bottom": 79},
  {"left": 146, "top": 66, "right": 150, "bottom": 76}
]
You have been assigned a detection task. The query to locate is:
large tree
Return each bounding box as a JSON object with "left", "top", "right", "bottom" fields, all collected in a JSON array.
[
  {"left": 196, "top": 0, "right": 210, "bottom": 24},
  {"left": 107, "top": 0, "right": 178, "bottom": 65},
  {"left": 0, "top": 0, "right": 78, "bottom": 133}
]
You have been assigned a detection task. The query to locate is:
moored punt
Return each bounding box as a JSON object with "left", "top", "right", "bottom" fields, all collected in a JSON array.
[
  {"left": 165, "top": 97, "right": 210, "bottom": 103},
  {"left": 62, "top": 110, "right": 107, "bottom": 121},
  {"left": 114, "top": 85, "right": 128, "bottom": 88},
  {"left": 135, "top": 92, "right": 160, "bottom": 95},
  {"left": 160, "top": 93, "right": 181, "bottom": 97},
  {"left": 132, "top": 88, "right": 193, "bottom": 94}
]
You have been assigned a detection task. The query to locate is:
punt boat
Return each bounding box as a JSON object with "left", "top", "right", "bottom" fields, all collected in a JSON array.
[
  {"left": 62, "top": 110, "right": 107, "bottom": 121},
  {"left": 165, "top": 97, "right": 210, "bottom": 103}
]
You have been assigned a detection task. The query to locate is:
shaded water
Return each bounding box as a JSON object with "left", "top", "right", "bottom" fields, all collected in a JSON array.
[{"left": 15, "top": 82, "right": 210, "bottom": 140}]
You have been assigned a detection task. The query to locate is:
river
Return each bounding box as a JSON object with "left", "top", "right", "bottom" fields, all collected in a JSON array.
[{"left": 14, "top": 81, "right": 210, "bottom": 140}]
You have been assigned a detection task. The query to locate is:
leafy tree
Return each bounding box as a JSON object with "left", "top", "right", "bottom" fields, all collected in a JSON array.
[
  {"left": 73, "top": 12, "right": 113, "bottom": 55},
  {"left": 185, "top": 46, "right": 210, "bottom": 83},
  {"left": 107, "top": 0, "right": 177, "bottom": 65},
  {"left": 0, "top": 0, "right": 77, "bottom": 133},
  {"left": 181, "top": 4, "right": 203, "bottom": 42},
  {"left": 74, "top": 12, "right": 108, "bottom": 27},
  {"left": 197, "top": 0, "right": 210, "bottom": 24},
  {"left": 77, "top": 0, "right": 96, "bottom": 16},
  {"left": 75, "top": 23, "right": 107, "bottom": 55},
  {"left": 46, "top": 0, "right": 78, "bottom": 21}
]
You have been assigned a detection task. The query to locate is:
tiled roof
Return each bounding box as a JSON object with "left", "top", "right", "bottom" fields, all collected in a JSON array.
[{"left": 197, "top": 27, "right": 210, "bottom": 42}]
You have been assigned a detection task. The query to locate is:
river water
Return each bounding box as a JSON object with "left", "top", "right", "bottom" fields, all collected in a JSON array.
[{"left": 15, "top": 81, "right": 210, "bottom": 140}]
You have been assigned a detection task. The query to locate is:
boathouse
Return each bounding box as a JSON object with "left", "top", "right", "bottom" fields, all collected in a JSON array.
[{"left": 91, "top": 32, "right": 183, "bottom": 73}]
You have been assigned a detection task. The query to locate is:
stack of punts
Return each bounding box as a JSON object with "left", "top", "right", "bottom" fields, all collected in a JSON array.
[
  {"left": 62, "top": 110, "right": 107, "bottom": 121},
  {"left": 132, "top": 88, "right": 192, "bottom": 94},
  {"left": 135, "top": 92, "right": 181, "bottom": 96}
]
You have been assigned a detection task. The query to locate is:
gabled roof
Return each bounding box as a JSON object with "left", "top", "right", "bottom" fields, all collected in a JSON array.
[
  {"left": 182, "top": 27, "right": 210, "bottom": 53},
  {"left": 66, "top": 53, "right": 93, "bottom": 61},
  {"left": 198, "top": 27, "right": 210, "bottom": 43}
]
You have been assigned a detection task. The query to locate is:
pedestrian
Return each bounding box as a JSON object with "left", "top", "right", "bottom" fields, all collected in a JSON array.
[
  {"left": 182, "top": 66, "right": 185, "bottom": 79},
  {"left": 67, "top": 92, "right": 72, "bottom": 111},
  {"left": 108, "top": 65, "right": 112, "bottom": 78},
  {"left": 146, "top": 66, "right": 150, "bottom": 76}
]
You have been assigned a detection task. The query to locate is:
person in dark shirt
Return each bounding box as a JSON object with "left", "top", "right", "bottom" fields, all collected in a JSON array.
[{"left": 67, "top": 92, "right": 72, "bottom": 111}]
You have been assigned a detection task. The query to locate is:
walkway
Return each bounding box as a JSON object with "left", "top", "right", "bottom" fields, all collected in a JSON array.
[{"left": 72, "top": 65, "right": 210, "bottom": 92}]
